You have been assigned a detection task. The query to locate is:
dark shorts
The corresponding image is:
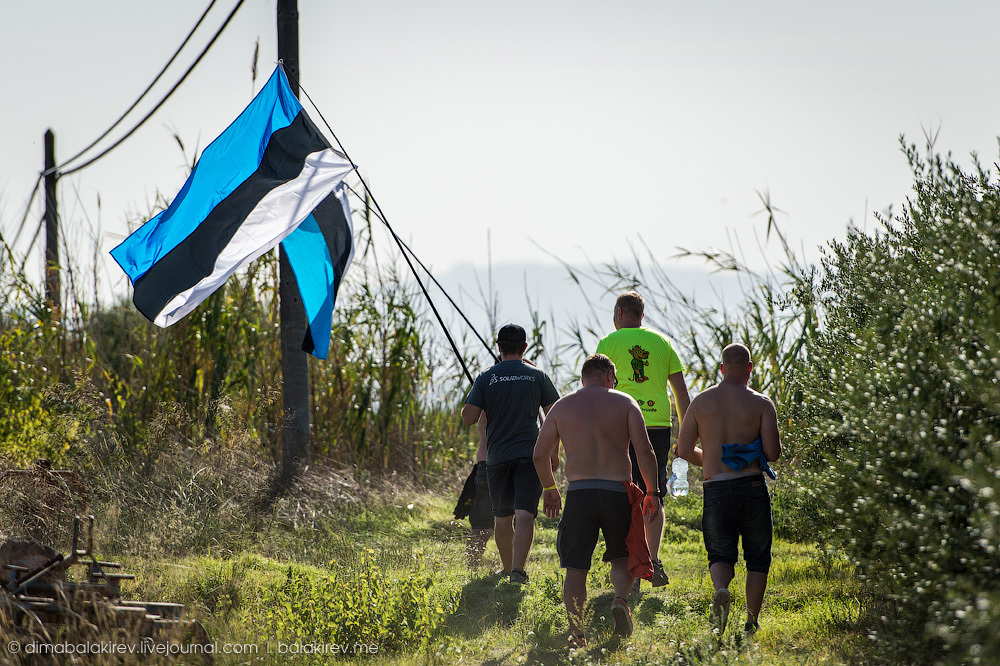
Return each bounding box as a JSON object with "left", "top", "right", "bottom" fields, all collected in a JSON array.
[
  {"left": 702, "top": 474, "right": 772, "bottom": 573},
  {"left": 469, "top": 463, "right": 494, "bottom": 530},
  {"left": 629, "top": 427, "right": 671, "bottom": 500},
  {"left": 487, "top": 457, "right": 542, "bottom": 518},
  {"left": 556, "top": 480, "right": 632, "bottom": 571}
]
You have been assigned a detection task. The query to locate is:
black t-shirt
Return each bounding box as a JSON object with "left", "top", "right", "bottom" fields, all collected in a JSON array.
[{"left": 465, "top": 360, "right": 560, "bottom": 464}]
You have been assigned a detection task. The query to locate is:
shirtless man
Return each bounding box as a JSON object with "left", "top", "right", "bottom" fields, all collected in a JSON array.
[
  {"left": 533, "top": 354, "right": 662, "bottom": 646},
  {"left": 676, "top": 343, "right": 781, "bottom": 635}
]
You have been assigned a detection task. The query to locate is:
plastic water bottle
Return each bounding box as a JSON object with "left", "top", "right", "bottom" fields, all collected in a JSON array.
[{"left": 670, "top": 457, "right": 689, "bottom": 496}]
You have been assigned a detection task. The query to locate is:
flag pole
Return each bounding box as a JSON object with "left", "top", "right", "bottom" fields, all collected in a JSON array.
[{"left": 276, "top": 0, "right": 311, "bottom": 477}]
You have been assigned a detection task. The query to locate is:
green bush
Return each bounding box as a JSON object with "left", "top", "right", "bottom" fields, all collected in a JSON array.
[
  {"left": 797, "top": 142, "right": 1000, "bottom": 662},
  {"left": 262, "top": 553, "right": 457, "bottom": 655}
]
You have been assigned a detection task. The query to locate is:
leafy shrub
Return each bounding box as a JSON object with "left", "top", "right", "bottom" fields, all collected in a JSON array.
[
  {"left": 262, "top": 552, "right": 457, "bottom": 654},
  {"left": 797, "top": 142, "right": 1000, "bottom": 662}
]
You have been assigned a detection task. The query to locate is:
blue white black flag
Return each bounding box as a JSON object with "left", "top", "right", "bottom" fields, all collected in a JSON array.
[{"left": 111, "top": 66, "right": 354, "bottom": 358}]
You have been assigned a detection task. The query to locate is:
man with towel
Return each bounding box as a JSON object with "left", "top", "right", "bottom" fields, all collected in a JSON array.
[
  {"left": 676, "top": 343, "right": 781, "bottom": 636},
  {"left": 533, "top": 353, "right": 661, "bottom": 646}
]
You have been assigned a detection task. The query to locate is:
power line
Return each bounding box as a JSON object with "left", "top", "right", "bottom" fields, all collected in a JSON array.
[
  {"left": 59, "top": 0, "right": 246, "bottom": 178},
  {"left": 52, "top": 0, "right": 220, "bottom": 174},
  {"left": 9, "top": 174, "right": 43, "bottom": 251},
  {"left": 344, "top": 182, "right": 499, "bottom": 365},
  {"left": 284, "top": 67, "right": 480, "bottom": 386},
  {"left": 9, "top": 1, "right": 242, "bottom": 273}
]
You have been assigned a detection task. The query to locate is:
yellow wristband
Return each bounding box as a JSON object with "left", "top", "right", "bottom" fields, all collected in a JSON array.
[{"left": 543, "top": 484, "right": 557, "bottom": 492}]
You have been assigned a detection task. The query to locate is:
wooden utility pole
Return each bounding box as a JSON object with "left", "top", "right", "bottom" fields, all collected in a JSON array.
[
  {"left": 43, "top": 129, "right": 61, "bottom": 318},
  {"left": 276, "top": 0, "right": 311, "bottom": 476}
]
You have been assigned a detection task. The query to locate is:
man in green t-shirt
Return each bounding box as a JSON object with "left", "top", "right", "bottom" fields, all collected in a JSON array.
[{"left": 595, "top": 291, "right": 691, "bottom": 588}]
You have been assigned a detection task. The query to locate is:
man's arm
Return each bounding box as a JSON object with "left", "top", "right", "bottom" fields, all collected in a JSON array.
[
  {"left": 676, "top": 397, "right": 703, "bottom": 467},
  {"left": 533, "top": 412, "right": 562, "bottom": 518},
  {"left": 541, "top": 401, "right": 559, "bottom": 470},
  {"left": 628, "top": 405, "right": 658, "bottom": 495},
  {"left": 461, "top": 403, "right": 483, "bottom": 426},
  {"left": 668, "top": 371, "right": 691, "bottom": 425},
  {"left": 760, "top": 397, "right": 781, "bottom": 462},
  {"left": 628, "top": 404, "right": 663, "bottom": 522},
  {"left": 475, "top": 413, "right": 488, "bottom": 463}
]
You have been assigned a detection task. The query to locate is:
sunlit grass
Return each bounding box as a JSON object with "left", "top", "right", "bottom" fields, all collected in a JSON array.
[{"left": 95, "top": 487, "right": 871, "bottom": 666}]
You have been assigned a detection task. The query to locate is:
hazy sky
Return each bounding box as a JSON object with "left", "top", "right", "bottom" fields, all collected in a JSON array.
[{"left": 3, "top": 0, "right": 999, "bottom": 305}]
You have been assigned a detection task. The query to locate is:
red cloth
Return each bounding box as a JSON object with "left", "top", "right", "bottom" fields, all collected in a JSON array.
[{"left": 623, "top": 481, "right": 653, "bottom": 580}]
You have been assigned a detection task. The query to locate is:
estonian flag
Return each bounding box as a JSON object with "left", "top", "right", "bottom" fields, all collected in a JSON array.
[{"left": 111, "top": 66, "right": 354, "bottom": 359}]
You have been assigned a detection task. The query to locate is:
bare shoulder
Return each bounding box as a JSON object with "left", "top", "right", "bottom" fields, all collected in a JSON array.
[
  {"left": 689, "top": 383, "right": 720, "bottom": 406},
  {"left": 610, "top": 388, "right": 642, "bottom": 408},
  {"left": 749, "top": 387, "right": 777, "bottom": 409},
  {"left": 546, "top": 391, "right": 575, "bottom": 413}
]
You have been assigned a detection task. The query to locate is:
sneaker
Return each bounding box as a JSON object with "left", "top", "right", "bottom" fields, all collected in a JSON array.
[
  {"left": 711, "top": 588, "right": 731, "bottom": 634},
  {"left": 744, "top": 620, "right": 760, "bottom": 635},
  {"left": 651, "top": 559, "right": 669, "bottom": 587},
  {"left": 611, "top": 596, "right": 633, "bottom": 637},
  {"left": 509, "top": 568, "right": 529, "bottom": 584},
  {"left": 567, "top": 633, "right": 588, "bottom": 649}
]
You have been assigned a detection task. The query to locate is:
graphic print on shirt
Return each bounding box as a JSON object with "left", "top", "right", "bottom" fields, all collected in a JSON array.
[
  {"left": 489, "top": 373, "right": 536, "bottom": 386},
  {"left": 628, "top": 344, "right": 651, "bottom": 383}
]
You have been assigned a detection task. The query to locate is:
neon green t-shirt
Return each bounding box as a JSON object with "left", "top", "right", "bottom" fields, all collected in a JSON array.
[{"left": 595, "top": 327, "right": 684, "bottom": 427}]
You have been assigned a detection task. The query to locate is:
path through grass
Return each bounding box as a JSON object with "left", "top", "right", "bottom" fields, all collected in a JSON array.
[{"left": 120, "top": 487, "right": 870, "bottom": 665}]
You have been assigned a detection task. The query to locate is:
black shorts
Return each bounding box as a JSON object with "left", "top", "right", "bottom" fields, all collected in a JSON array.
[
  {"left": 469, "top": 462, "right": 494, "bottom": 530},
  {"left": 703, "top": 475, "right": 772, "bottom": 573},
  {"left": 629, "top": 427, "right": 671, "bottom": 500},
  {"left": 487, "top": 457, "right": 542, "bottom": 517},
  {"left": 556, "top": 480, "right": 632, "bottom": 571}
]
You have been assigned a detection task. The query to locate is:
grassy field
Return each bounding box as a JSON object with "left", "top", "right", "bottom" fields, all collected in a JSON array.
[{"left": 105, "top": 481, "right": 869, "bottom": 666}]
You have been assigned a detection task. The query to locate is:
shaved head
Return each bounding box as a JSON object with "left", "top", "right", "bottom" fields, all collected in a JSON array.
[{"left": 722, "top": 343, "right": 750, "bottom": 366}]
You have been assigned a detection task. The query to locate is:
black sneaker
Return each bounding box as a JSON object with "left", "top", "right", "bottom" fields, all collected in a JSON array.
[
  {"left": 744, "top": 620, "right": 760, "bottom": 635},
  {"left": 651, "top": 559, "right": 669, "bottom": 587},
  {"left": 711, "top": 588, "right": 731, "bottom": 634},
  {"left": 509, "top": 568, "right": 529, "bottom": 584}
]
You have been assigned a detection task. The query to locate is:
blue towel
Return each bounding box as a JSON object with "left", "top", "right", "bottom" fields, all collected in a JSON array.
[{"left": 722, "top": 439, "right": 776, "bottom": 480}]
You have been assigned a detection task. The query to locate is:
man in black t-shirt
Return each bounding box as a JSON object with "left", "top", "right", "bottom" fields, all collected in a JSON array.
[{"left": 462, "top": 324, "right": 560, "bottom": 584}]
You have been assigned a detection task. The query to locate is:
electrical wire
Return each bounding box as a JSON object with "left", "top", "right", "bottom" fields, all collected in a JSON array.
[
  {"left": 59, "top": 0, "right": 246, "bottom": 178},
  {"left": 282, "top": 67, "right": 481, "bottom": 386},
  {"left": 11, "top": 1, "right": 239, "bottom": 273},
  {"left": 51, "top": 0, "right": 219, "bottom": 175},
  {"left": 344, "top": 182, "right": 499, "bottom": 365},
  {"left": 9, "top": 173, "right": 43, "bottom": 251}
]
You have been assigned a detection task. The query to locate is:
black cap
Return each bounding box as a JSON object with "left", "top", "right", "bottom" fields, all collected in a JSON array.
[{"left": 496, "top": 323, "right": 527, "bottom": 346}]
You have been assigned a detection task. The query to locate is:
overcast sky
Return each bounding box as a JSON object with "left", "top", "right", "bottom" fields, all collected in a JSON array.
[{"left": 3, "top": 0, "right": 999, "bottom": 309}]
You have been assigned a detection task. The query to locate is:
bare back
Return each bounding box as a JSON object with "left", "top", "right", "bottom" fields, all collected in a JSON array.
[
  {"left": 683, "top": 381, "right": 780, "bottom": 481},
  {"left": 542, "top": 387, "right": 643, "bottom": 482}
]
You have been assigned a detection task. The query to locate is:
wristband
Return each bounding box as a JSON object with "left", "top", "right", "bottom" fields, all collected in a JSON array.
[{"left": 543, "top": 484, "right": 558, "bottom": 492}]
